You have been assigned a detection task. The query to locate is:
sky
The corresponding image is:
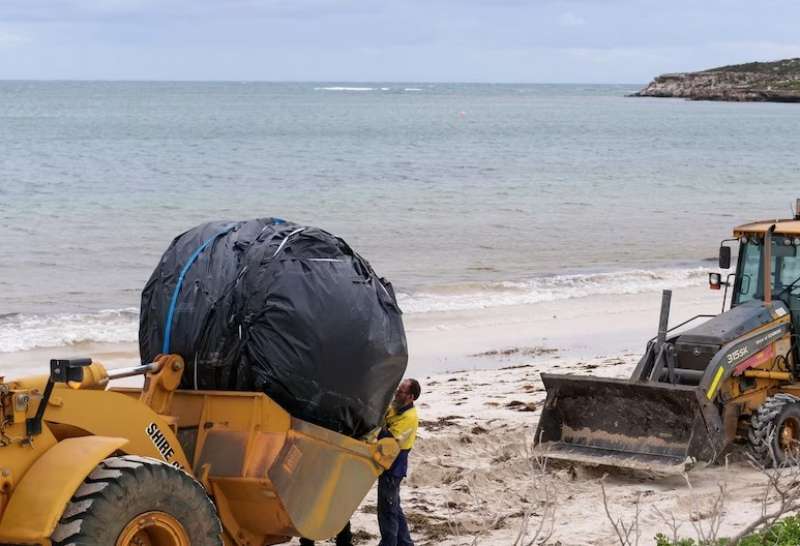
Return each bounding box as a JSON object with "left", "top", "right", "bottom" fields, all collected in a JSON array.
[{"left": 0, "top": 0, "right": 799, "bottom": 83}]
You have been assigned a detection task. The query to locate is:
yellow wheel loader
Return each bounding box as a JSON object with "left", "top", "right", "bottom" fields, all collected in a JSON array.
[
  {"left": 0, "top": 354, "right": 399, "bottom": 545},
  {"left": 535, "top": 209, "right": 800, "bottom": 473}
]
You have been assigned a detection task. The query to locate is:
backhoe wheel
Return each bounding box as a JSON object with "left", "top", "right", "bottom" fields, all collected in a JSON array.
[
  {"left": 51, "top": 455, "right": 222, "bottom": 546},
  {"left": 749, "top": 393, "right": 800, "bottom": 467}
]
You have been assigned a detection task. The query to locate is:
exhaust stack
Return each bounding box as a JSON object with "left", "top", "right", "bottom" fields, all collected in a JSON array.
[{"left": 764, "top": 225, "right": 775, "bottom": 304}]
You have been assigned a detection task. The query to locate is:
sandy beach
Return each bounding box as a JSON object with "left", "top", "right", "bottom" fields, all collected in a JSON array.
[
  {"left": 4, "top": 282, "right": 774, "bottom": 545},
  {"left": 342, "top": 353, "right": 775, "bottom": 546},
  {"left": 335, "top": 285, "right": 773, "bottom": 546}
]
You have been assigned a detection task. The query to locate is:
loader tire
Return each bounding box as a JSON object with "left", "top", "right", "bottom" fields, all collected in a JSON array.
[
  {"left": 51, "top": 455, "right": 222, "bottom": 546},
  {"left": 749, "top": 393, "right": 800, "bottom": 467}
]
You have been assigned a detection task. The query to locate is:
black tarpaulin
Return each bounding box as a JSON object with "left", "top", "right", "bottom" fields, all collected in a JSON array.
[{"left": 139, "top": 218, "right": 408, "bottom": 438}]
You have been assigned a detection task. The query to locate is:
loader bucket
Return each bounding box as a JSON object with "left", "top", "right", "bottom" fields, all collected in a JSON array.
[{"left": 534, "top": 374, "right": 725, "bottom": 474}]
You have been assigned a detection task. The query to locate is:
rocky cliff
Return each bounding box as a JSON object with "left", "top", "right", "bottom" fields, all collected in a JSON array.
[{"left": 632, "top": 58, "right": 800, "bottom": 102}]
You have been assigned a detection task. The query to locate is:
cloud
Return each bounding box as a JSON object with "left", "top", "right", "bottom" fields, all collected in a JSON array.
[
  {"left": 0, "top": 0, "right": 378, "bottom": 22},
  {"left": 0, "top": 28, "right": 29, "bottom": 46},
  {"left": 1, "top": 0, "right": 800, "bottom": 81},
  {"left": 558, "top": 12, "right": 586, "bottom": 27},
  {"left": 712, "top": 40, "right": 800, "bottom": 60}
]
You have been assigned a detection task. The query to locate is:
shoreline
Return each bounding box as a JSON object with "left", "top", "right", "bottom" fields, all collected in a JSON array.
[
  {"left": 0, "top": 285, "right": 722, "bottom": 378},
  {"left": 407, "top": 283, "right": 720, "bottom": 374}
]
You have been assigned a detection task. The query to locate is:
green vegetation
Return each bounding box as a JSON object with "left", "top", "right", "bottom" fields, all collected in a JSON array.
[
  {"left": 707, "top": 58, "right": 800, "bottom": 75},
  {"left": 773, "top": 79, "right": 800, "bottom": 90},
  {"left": 655, "top": 515, "right": 800, "bottom": 546}
]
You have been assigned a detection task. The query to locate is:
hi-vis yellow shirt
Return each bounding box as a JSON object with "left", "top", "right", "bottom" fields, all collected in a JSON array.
[{"left": 385, "top": 404, "right": 418, "bottom": 450}]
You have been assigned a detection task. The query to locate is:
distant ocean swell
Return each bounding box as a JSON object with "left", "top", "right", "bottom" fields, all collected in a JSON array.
[
  {"left": 313, "top": 86, "right": 423, "bottom": 92},
  {"left": 0, "top": 267, "right": 709, "bottom": 353}
]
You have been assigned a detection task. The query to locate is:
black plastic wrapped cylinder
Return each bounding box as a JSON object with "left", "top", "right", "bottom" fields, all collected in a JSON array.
[{"left": 139, "top": 218, "right": 408, "bottom": 438}]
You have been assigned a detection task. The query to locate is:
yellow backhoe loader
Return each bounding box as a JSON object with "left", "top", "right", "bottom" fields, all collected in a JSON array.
[
  {"left": 0, "top": 354, "right": 399, "bottom": 545},
  {"left": 535, "top": 206, "right": 800, "bottom": 473}
]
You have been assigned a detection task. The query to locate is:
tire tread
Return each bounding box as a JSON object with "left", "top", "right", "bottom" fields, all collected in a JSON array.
[
  {"left": 749, "top": 393, "right": 800, "bottom": 467},
  {"left": 51, "top": 455, "right": 222, "bottom": 545}
]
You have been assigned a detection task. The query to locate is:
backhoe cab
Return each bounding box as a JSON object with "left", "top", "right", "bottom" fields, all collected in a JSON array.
[{"left": 535, "top": 205, "right": 800, "bottom": 473}]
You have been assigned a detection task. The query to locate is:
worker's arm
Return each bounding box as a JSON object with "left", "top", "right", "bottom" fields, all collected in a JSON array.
[{"left": 381, "top": 407, "right": 418, "bottom": 450}]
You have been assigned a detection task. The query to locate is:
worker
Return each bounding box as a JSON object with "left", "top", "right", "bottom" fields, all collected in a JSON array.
[
  {"left": 298, "top": 522, "right": 352, "bottom": 546},
  {"left": 378, "top": 378, "right": 421, "bottom": 546}
]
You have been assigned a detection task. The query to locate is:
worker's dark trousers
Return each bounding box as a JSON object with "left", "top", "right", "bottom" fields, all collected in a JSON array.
[
  {"left": 378, "top": 473, "right": 413, "bottom": 546},
  {"left": 299, "top": 521, "right": 352, "bottom": 546}
]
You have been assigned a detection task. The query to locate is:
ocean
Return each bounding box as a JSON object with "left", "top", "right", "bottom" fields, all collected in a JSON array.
[{"left": 2, "top": 81, "right": 800, "bottom": 353}]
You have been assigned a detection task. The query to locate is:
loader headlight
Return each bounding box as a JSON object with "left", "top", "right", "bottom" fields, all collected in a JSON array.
[
  {"left": 741, "top": 236, "right": 748, "bottom": 244},
  {"left": 793, "top": 238, "right": 800, "bottom": 246}
]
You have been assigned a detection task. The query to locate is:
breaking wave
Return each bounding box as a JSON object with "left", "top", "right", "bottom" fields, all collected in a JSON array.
[
  {"left": 396, "top": 267, "right": 711, "bottom": 313},
  {"left": 0, "top": 267, "right": 711, "bottom": 352},
  {"left": 0, "top": 308, "right": 139, "bottom": 353}
]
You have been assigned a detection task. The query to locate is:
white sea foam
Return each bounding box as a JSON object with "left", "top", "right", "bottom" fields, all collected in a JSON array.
[
  {"left": 314, "top": 87, "right": 374, "bottom": 91},
  {"left": 0, "top": 267, "right": 712, "bottom": 352},
  {"left": 0, "top": 308, "right": 139, "bottom": 353},
  {"left": 403, "top": 88, "right": 423, "bottom": 91},
  {"left": 396, "top": 267, "right": 711, "bottom": 313}
]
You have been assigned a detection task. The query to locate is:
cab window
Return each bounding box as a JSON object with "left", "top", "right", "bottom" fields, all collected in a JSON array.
[
  {"left": 734, "top": 236, "right": 800, "bottom": 305},
  {"left": 735, "top": 239, "right": 761, "bottom": 304}
]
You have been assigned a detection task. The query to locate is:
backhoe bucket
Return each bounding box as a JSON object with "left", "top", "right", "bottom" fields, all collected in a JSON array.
[{"left": 534, "top": 374, "right": 725, "bottom": 474}]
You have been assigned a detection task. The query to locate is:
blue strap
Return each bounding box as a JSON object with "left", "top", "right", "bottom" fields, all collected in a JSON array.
[{"left": 161, "top": 224, "right": 236, "bottom": 354}]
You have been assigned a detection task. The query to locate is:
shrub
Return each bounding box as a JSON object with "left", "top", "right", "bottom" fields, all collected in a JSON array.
[{"left": 655, "top": 515, "right": 800, "bottom": 546}]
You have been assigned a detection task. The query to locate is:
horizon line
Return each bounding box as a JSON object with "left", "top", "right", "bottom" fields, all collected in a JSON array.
[{"left": 0, "top": 78, "right": 645, "bottom": 86}]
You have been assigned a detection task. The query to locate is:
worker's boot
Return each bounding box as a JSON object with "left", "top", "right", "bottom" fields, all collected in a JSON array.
[{"left": 335, "top": 521, "right": 353, "bottom": 546}]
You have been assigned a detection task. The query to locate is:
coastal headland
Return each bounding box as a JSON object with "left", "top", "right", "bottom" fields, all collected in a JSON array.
[{"left": 632, "top": 58, "right": 800, "bottom": 102}]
